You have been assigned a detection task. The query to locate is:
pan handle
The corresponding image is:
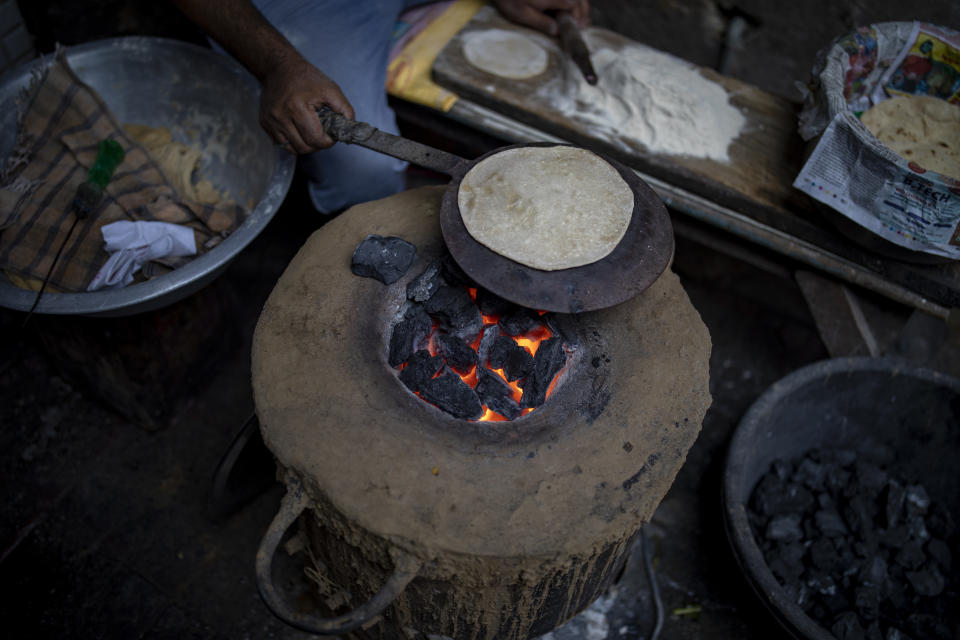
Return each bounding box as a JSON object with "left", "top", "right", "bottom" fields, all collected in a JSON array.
[
  {"left": 255, "top": 474, "right": 423, "bottom": 635},
  {"left": 318, "top": 106, "right": 468, "bottom": 177}
]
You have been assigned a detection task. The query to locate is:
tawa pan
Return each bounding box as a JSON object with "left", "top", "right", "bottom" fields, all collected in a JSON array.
[{"left": 319, "top": 108, "right": 673, "bottom": 313}]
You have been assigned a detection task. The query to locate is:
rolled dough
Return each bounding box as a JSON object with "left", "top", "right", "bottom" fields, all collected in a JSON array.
[
  {"left": 462, "top": 29, "right": 548, "bottom": 80},
  {"left": 457, "top": 146, "right": 634, "bottom": 271},
  {"left": 861, "top": 95, "right": 960, "bottom": 180}
]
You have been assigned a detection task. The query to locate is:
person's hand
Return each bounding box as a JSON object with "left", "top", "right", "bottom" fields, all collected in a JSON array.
[
  {"left": 259, "top": 57, "right": 355, "bottom": 155},
  {"left": 492, "top": 0, "right": 590, "bottom": 36}
]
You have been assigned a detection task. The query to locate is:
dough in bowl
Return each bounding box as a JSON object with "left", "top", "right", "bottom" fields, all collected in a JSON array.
[
  {"left": 861, "top": 95, "right": 960, "bottom": 180},
  {"left": 457, "top": 146, "right": 634, "bottom": 271},
  {"left": 462, "top": 29, "right": 549, "bottom": 80}
]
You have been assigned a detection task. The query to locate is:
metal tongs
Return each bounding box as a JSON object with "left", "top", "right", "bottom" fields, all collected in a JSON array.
[{"left": 555, "top": 11, "right": 597, "bottom": 85}]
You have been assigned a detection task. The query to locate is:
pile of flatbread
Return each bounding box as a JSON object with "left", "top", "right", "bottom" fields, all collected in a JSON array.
[{"left": 860, "top": 95, "right": 960, "bottom": 180}]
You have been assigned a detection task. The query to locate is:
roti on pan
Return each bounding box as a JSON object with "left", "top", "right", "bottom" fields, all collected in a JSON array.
[{"left": 457, "top": 146, "right": 634, "bottom": 271}]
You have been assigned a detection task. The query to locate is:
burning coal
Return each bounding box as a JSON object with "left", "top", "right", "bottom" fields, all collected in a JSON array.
[{"left": 390, "top": 257, "right": 569, "bottom": 421}]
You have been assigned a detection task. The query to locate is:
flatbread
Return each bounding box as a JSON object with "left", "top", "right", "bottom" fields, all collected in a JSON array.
[
  {"left": 457, "top": 146, "right": 634, "bottom": 271},
  {"left": 860, "top": 95, "right": 960, "bottom": 180},
  {"left": 124, "top": 123, "right": 225, "bottom": 204},
  {"left": 462, "top": 29, "right": 548, "bottom": 80}
]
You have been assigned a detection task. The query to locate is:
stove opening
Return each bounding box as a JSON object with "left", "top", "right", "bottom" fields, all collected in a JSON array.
[{"left": 388, "top": 257, "right": 571, "bottom": 421}]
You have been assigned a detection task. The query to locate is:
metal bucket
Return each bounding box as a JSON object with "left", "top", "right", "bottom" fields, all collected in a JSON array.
[
  {"left": 723, "top": 357, "right": 960, "bottom": 638},
  {"left": 0, "top": 37, "right": 294, "bottom": 316}
]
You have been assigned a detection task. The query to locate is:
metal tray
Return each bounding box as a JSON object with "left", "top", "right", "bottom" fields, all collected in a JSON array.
[{"left": 0, "top": 37, "right": 294, "bottom": 316}]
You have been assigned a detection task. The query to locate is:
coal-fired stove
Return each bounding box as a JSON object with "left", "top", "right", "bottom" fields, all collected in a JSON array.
[{"left": 251, "top": 186, "right": 713, "bottom": 639}]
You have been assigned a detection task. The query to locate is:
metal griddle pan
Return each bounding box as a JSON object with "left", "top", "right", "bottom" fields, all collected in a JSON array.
[{"left": 319, "top": 108, "right": 673, "bottom": 313}]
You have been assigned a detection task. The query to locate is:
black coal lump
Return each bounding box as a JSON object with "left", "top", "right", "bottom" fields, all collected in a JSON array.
[
  {"left": 388, "top": 305, "right": 432, "bottom": 367},
  {"left": 815, "top": 508, "right": 849, "bottom": 537},
  {"left": 398, "top": 350, "right": 443, "bottom": 393},
  {"left": 925, "top": 538, "right": 952, "bottom": 569},
  {"left": 752, "top": 474, "right": 814, "bottom": 518},
  {"left": 906, "top": 565, "right": 945, "bottom": 597},
  {"left": 520, "top": 337, "right": 566, "bottom": 408},
  {"left": 351, "top": 235, "right": 416, "bottom": 284},
  {"left": 885, "top": 480, "right": 907, "bottom": 528},
  {"left": 475, "top": 366, "right": 522, "bottom": 420},
  {"left": 904, "top": 613, "right": 953, "bottom": 639},
  {"left": 435, "top": 333, "right": 477, "bottom": 375},
  {"left": 767, "top": 542, "right": 805, "bottom": 583},
  {"left": 476, "top": 324, "right": 500, "bottom": 367},
  {"left": 748, "top": 447, "right": 960, "bottom": 640},
  {"left": 831, "top": 611, "right": 866, "bottom": 640},
  {"left": 424, "top": 286, "right": 482, "bottom": 342},
  {"left": 406, "top": 260, "right": 444, "bottom": 302},
  {"left": 498, "top": 307, "right": 542, "bottom": 336},
  {"left": 439, "top": 254, "right": 473, "bottom": 287},
  {"left": 766, "top": 514, "right": 803, "bottom": 543},
  {"left": 488, "top": 336, "right": 533, "bottom": 382},
  {"left": 476, "top": 287, "right": 517, "bottom": 317},
  {"left": 904, "top": 484, "right": 931, "bottom": 517},
  {"left": 418, "top": 371, "right": 483, "bottom": 420}
]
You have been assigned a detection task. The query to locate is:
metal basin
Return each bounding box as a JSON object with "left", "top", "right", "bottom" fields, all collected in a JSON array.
[
  {"left": 723, "top": 357, "right": 960, "bottom": 639},
  {"left": 0, "top": 37, "right": 294, "bottom": 316}
]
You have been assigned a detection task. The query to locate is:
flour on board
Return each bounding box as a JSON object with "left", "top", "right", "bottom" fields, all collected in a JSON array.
[{"left": 547, "top": 32, "right": 746, "bottom": 162}]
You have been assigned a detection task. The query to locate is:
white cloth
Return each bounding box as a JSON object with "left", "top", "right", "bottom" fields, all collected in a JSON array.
[{"left": 87, "top": 220, "right": 196, "bottom": 291}]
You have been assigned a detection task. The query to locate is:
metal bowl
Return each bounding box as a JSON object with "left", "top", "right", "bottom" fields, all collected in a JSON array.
[
  {"left": 723, "top": 357, "right": 960, "bottom": 639},
  {"left": 0, "top": 37, "right": 294, "bottom": 316}
]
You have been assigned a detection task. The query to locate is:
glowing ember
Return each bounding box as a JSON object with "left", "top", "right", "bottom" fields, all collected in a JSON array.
[{"left": 392, "top": 283, "right": 567, "bottom": 421}]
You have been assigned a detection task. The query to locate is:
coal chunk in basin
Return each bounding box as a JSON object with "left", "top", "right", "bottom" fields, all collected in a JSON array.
[
  {"left": 499, "top": 308, "right": 541, "bottom": 336},
  {"left": 407, "top": 261, "right": 444, "bottom": 302},
  {"left": 389, "top": 305, "right": 432, "bottom": 367},
  {"left": 520, "top": 337, "right": 566, "bottom": 408},
  {"left": 351, "top": 235, "right": 416, "bottom": 284},
  {"left": 424, "top": 286, "right": 482, "bottom": 342},
  {"left": 436, "top": 334, "right": 477, "bottom": 375},
  {"left": 475, "top": 366, "right": 522, "bottom": 420},
  {"left": 419, "top": 371, "right": 483, "bottom": 420},
  {"left": 488, "top": 336, "right": 534, "bottom": 382},
  {"left": 476, "top": 287, "right": 517, "bottom": 317},
  {"left": 399, "top": 349, "right": 444, "bottom": 393}
]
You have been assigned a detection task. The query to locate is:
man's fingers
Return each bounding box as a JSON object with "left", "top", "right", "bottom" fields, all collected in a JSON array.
[
  {"left": 292, "top": 104, "right": 334, "bottom": 151},
  {"left": 493, "top": 0, "right": 591, "bottom": 34},
  {"left": 280, "top": 126, "right": 310, "bottom": 154},
  {"left": 262, "top": 111, "right": 310, "bottom": 154},
  {"left": 571, "top": 1, "right": 590, "bottom": 27},
  {"left": 321, "top": 94, "right": 355, "bottom": 122},
  {"left": 257, "top": 59, "right": 355, "bottom": 154},
  {"left": 510, "top": 6, "right": 559, "bottom": 35}
]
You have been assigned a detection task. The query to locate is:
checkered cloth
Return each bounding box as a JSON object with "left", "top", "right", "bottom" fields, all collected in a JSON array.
[{"left": 0, "top": 49, "right": 246, "bottom": 292}]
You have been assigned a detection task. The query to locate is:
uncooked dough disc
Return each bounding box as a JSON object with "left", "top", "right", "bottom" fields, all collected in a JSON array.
[
  {"left": 457, "top": 146, "right": 634, "bottom": 271},
  {"left": 861, "top": 95, "right": 960, "bottom": 180},
  {"left": 462, "top": 29, "right": 548, "bottom": 80}
]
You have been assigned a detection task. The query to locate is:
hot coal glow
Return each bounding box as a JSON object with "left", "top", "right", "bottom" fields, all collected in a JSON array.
[{"left": 390, "top": 259, "right": 568, "bottom": 421}]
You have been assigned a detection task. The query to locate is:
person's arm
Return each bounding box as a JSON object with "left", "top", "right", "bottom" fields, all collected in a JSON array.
[
  {"left": 172, "top": 0, "right": 352, "bottom": 154},
  {"left": 492, "top": 0, "right": 590, "bottom": 36}
]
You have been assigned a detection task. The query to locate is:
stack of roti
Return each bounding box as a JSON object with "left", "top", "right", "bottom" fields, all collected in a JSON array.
[{"left": 860, "top": 95, "right": 960, "bottom": 180}]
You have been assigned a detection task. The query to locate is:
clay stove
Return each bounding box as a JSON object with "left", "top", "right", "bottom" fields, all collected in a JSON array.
[{"left": 251, "top": 186, "right": 712, "bottom": 639}]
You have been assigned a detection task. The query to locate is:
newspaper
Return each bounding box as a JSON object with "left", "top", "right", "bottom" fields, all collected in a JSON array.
[{"left": 794, "top": 22, "right": 960, "bottom": 258}]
